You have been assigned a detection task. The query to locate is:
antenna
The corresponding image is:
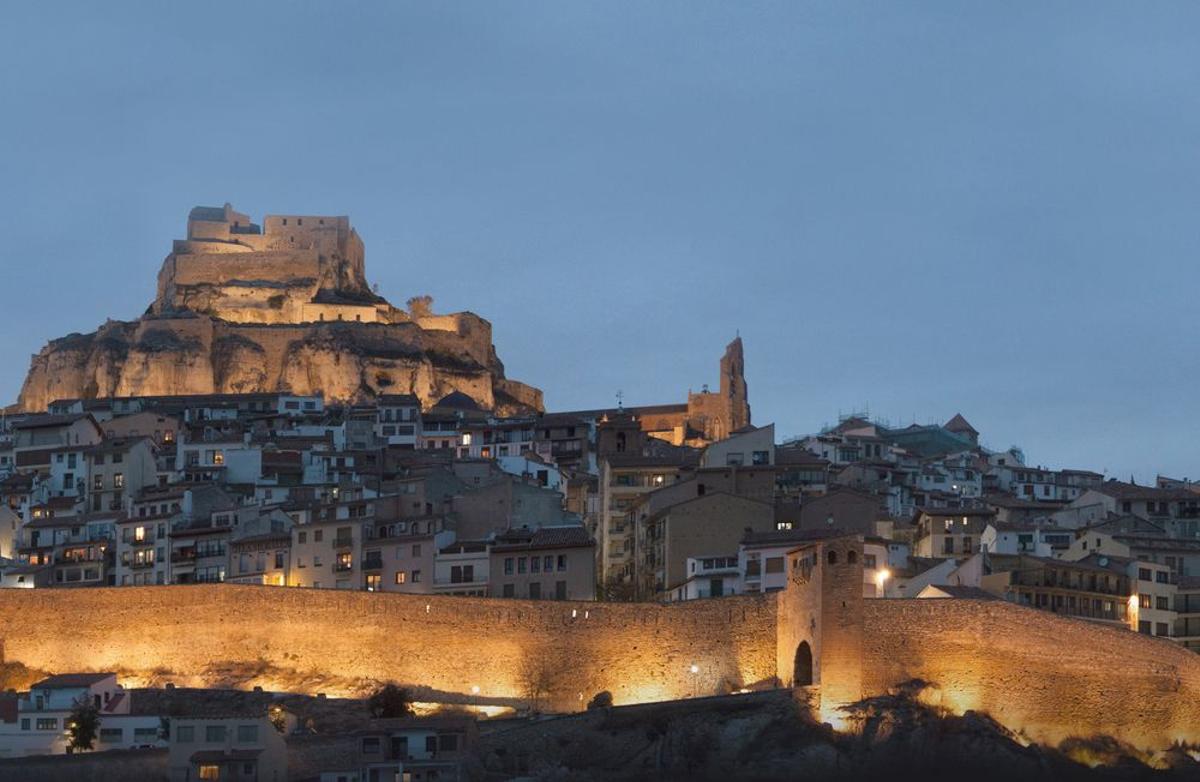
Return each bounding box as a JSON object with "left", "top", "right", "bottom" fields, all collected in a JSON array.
[{"left": 615, "top": 390, "right": 624, "bottom": 412}]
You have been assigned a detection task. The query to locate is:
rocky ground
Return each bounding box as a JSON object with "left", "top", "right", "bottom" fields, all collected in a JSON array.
[{"left": 479, "top": 685, "right": 1200, "bottom": 781}]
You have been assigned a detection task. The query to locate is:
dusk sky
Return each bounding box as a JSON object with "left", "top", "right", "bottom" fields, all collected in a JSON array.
[{"left": 1, "top": 3, "right": 1197, "bottom": 482}]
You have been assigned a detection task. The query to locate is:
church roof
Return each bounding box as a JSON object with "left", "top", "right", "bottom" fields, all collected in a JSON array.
[
  {"left": 944, "top": 413, "right": 978, "bottom": 435},
  {"left": 434, "top": 391, "right": 482, "bottom": 412}
]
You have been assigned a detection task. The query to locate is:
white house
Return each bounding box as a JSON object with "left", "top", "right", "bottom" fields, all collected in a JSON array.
[{"left": 0, "top": 673, "right": 162, "bottom": 758}]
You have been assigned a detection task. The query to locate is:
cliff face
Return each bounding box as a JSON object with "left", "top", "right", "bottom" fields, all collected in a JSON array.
[{"left": 15, "top": 205, "right": 543, "bottom": 414}]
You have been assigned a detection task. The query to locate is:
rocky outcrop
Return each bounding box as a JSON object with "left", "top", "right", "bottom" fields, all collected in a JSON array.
[
  {"left": 15, "top": 204, "right": 543, "bottom": 413},
  {"left": 18, "top": 315, "right": 543, "bottom": 414}
]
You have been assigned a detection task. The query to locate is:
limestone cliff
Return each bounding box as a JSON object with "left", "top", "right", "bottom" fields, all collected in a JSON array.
[{"left": 16, "top": 204, "right": 543, "bottom": 414}]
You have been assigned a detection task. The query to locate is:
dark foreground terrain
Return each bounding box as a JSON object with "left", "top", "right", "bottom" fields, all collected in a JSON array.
[{"left": 2, "top": 684, "right": 1198, "bottom": 781}]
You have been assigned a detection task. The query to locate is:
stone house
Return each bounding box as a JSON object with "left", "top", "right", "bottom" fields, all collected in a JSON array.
[
  {"left": 911, "top": 507, "right": 998, "bottom": 559},
  {"left": 489, "top": 525, "right": 595, "bottom": 600},
  {"left": 641, "top": 492, "right": 775, "bottom": 598}
]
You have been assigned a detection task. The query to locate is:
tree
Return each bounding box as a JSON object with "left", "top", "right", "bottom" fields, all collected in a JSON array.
[
  {"left": 67, "top": 699, "right": 100, "bottom": 752},
  {"left": 367, "top": 683, "right": 414, "bottom": 718},
  {"left": 407, "top": 295, "right": 434, "bottom": 319},
  {"left": 600, "top": 574, "right": 638, "bottom": 602},
  {"left": 517, "top": 655, "right": 556, "bottom": 714}
]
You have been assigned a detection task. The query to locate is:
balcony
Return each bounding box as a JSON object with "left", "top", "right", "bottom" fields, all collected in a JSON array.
[
  {"left": 333, "top": 562, "right": 354, "bottom": 573},
  {"left": 129, "top": 560, "right": 156, "bottom": 570},
  {"left": 333, "top": 536, "right": 354, "bottom": 549},
  {"left": 362, "top": 556, "right": 384, "bottom": 571},
  {"left": 171, "top": 550, "right": 196, "bottom": 563}
]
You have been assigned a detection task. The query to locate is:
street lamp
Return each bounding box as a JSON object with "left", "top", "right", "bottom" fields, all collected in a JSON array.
[{"left": 689, "top": 664, "right": 699, "bottom": 697}]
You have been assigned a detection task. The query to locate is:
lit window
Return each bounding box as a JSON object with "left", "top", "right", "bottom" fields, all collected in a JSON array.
[
  {"left": 462, "top": 433, "right": 472, "bottom": 446},
  {"left": 198, "top": 765, "right": 220, "bottom": 781},
  {"left": 135, "top": 526, "right": 146, "bottom": 542},
  {"left": 395, "top": 572, "right": 407, "bottom": 585}
]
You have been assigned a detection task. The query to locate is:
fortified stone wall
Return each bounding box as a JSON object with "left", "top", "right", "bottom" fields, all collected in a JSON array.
[
  {"left": 861, "top": 599, "right": 1200, "bottom": 749},
  {"left": 0, "top": 586, "right": 779, "bottom": 710},
  {"left": 167, "top": 250, "right": 322, "bottom": 287}
]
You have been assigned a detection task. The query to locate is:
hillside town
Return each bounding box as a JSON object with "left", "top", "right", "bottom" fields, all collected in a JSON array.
[
  {"left": 3, "top": 336, "right": 1199, "bottom": 653},
  {"left": 1, "top": 209, "right": 1198, "bottom": 780}
]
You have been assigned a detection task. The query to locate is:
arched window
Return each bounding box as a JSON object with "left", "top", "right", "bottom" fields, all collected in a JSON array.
[
  {"left": 847, "top": 550, "right": 858, "bottom": 564},
  {"left": 827, "top": 550, "right": 838, "bottom": 565}
]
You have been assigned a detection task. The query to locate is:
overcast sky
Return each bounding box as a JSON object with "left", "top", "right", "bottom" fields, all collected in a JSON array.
[{"left": 1, "top": 3, "right": 1197, "bottom": 481}]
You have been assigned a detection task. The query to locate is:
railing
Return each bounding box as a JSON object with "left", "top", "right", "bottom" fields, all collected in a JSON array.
[
  {"left": 333, "top": 562, "right": 354, "bottom": 572},
  {"left": 171, "top": 550, "right": 196, "bottom": 562},
  {"left": 334, "top": 536, "right": 354, "bottom": 549},
  {"left": 362, "top": 557, "right": 384, "bottom": 570},
  {"left": 129, "top": 560, "right": 156, "bottom": 570}
]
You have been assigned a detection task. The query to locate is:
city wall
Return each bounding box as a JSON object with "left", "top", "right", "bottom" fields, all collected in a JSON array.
[
  {"left": 861, "top": 599, "right": 1200, "bottom": 749},
  {"left": 0, "top": 586, "right": 779, "bottom": 710},
  {"left": 2, "top": 573, "right": 1199, "bottom": 751}
]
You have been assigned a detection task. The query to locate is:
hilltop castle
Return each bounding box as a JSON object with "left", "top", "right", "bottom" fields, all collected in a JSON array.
[{"left": 16, "top": 204, "right": 543, "bottom": 413}]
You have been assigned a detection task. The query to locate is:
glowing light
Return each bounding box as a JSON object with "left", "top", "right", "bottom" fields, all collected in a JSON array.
[
  {"left": 425, "top": 604, "right": 431, "bottom": 613},
  {"left": 689, "top": 664, "right": 699, "bottom": 674},
  {"left": 571, "top": 609, "right": 577, "bottom": 618},
  {"left": 471, "top": 685, "right": 480, "bottom": 695},
  {"left": 875, "top": 568, "right": 891, "bottom": 597}
]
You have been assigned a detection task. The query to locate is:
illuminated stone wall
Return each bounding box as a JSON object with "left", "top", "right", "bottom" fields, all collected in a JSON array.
[
  {"left": 861, "top": 598, "right": 1200, "bottom": 749},
  {"left": 4, "top": 565, "right": 1198, "bottom": 750},
  {"left": 0, "top": 586, "right": 778, "bottom": 710}
]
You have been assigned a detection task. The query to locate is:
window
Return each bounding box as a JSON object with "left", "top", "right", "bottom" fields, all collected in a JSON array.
[
  {"left": 556, "top": 580, "right": 567, "bottom": 599},
  {"left": 1139, "top": 594, "right": 1151, "bottom": 609},
  {"left": 1156, "top": 571, "right": 1169, "bottom": 584},
  {"left": 20, "top": 718, "right": 29, "bottom": 731},
  {"left": 752, "top": 450, "right": 770, "bottom": 465},
  {"left": 765, "top": 557, "right": 784, "bottom": 574},
  {"left": 199, "top": 766, "right": 220, "bottom": 781},
  {"left": 504, "top": 558, "right": 514, "bottom": 575},
  {"left": 502, "top": 583, "right": 515, "bottom": 598},
  {"left": 962, "top": 538, "right": 972, "bottom": 554},
  {"left": 100, "top": 728, "right": 123, "bottom": 742},
  {"left": 94, "top": 475, "right": 104, "bottom": 491},
  {"left": 206, "top": 725, "right": 226, "bottom": 742},
  {"left": 36, "top": 718, "right": 57, "bottom": 730},
  {"left": 298, "top": 531, "right": 307, "bottom": 544},
  {"left": 1157, "top": 596, "right": 1170, "bottom": 611},
  {"left": 411, "top": 569, "right": 421, "bottom": 583},
  {"left": 943, "top": 537, "right": 955, "bottom": 555},
  {"left": 557, "top": 555, "right": 567, "bottom": 571},
  {"left": 518, "top": 557, "right": 527, "bottom": 574},
  {"left": 177, "top": 726, "right": 195, "bottom": 742},
  {"left": 531, "top": 556, "right": 541, "bottom": 573},
  {"left": 426, "top": 735, "right": 438, "bottom": 753},
  {"left": 544, "top": 555, "right": 553, "bottom": 572},
  {"left": 776, "top": 521, "right": 793, "bottom": 531},
  {"left": 1139, "top": 568, "right": 1152, "bottom": 581},
  {"left": 1157, "top": 622, "right": 1170, "bottom": 637},
  {"left": 864, "top": 554, "right": 877, "bottom": 570},
  {"left": 237, "top": 724, "right": 258, "bottom": 743},
  {"left": 275, "top": 552, "right": 284, "bottom": 569},
  {"left": 362, "top": 736, "right": 381, "bottom": 753},
  {"left": 314, "top": 530, "right": 323, "bottom": 542},
  {"left": 412, "top": 544, "right": 421, "bottom": 557}
]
